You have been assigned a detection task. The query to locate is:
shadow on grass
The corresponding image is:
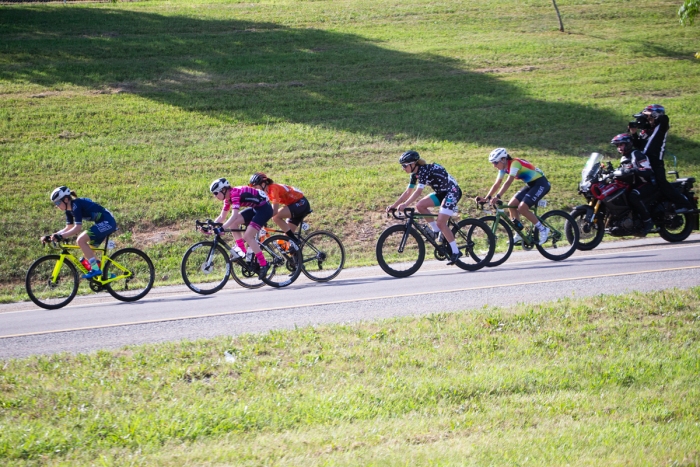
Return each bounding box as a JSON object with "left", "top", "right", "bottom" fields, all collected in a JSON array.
[{"left": 5, "top": 6, "right": 699, "bottom": 155}]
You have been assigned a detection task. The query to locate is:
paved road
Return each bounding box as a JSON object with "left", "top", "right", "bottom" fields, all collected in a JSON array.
[{"left": 1, "top": 235, "right": 699, "bottom": 359}]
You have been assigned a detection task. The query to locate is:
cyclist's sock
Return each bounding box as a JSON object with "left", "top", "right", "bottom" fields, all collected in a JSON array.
[
  {"left": 255, "top": 251, "right": 267, "bottom": 267},
  {"left": 236, "top": 239, "right": 247, "bottom": 253},
  {"left": 429, "top": 221, "right": 439, "bottom": 233},
  {"left": 449, "top": 240, "right": 459, "bottom": 254},
  {"left": 535, "top": 221, "right": 543, "bottom": 230},
  {"left": 88, "top": 257, "right": 100, "bottom": 272},
  {"left": 285, "top": 230, "right": 300, "bottom": 244}
]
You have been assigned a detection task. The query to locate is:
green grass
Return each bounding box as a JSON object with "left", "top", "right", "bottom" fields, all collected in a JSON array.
[
  {"left": 1, "top": 0, "right": 700, "bottom": 301},
  {"left": 1, "top": 288, "right": 699, "bottom": 465}
]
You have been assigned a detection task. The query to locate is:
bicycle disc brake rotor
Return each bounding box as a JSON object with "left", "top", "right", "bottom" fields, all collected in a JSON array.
[{"left": 200, "top": 262, "right": 213, "bottom": 274}]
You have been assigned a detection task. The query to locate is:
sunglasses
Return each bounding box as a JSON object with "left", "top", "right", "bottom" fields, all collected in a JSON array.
[
  {"left": 401, "top": 163, "right": 413, "bottom": 168},
  {"left": 53, "top": 199, "right": 63, "bottom": 207}
]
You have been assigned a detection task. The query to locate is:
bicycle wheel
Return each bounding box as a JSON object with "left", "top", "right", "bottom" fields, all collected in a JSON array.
[
  {"left": 301, "top": 230, "right": 345, "bottom": 282},
  {"left": 376, "top": 225, "right": 425, "bottom": 278},
  {"left": 104, "top": 248, "right": 155, "bottom": 302},
  {"left": 261, "top": 235, "right": 303, "bottom": 287},
  {"left": 181, "top": 241, "right": 230, "bottom": 294},
  {"left": 535, "top": 210, "right": 579, "bottom": 261},
  {"left": 568, "top": 206, "right": 604, "bottom": 251},
  {"left": 452, "top": 218, "right": 495, "bottom": 271},
  {"left": 26, "top": 255, "right": 79, "bottom": 310},
  {"left": 479, "top": 215, "right": 514, "bottom": 267}
]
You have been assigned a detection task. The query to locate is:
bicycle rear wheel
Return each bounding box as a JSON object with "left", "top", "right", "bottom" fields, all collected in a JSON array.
[
  {"left": 26, "top": 255, "right": 79, "bottom": 310},
  {"left": 181, "top": 241, "right": 230, "bottom": 294},
  {"left": 479, "top": 215, "right": 514, "bottom": 267},
  {"left": 452, "top": 218, "right": 495, "bottom": 271},
  {"left": 536, "top": 210, "right": 579, "bottom": 261},
  {"left": 376, "top": 225, "right": 425, "bottom": 278},
  {"left": 301, "top": 230, "right": 345, "bottom": 282},
  {"left": 260, "top": 235, "right": 302, "bottom": 287},
  {"left": 104, "top": 248, "right": 155, "bottom": 302}
]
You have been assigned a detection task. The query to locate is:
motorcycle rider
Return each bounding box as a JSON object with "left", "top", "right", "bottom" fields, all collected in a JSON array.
[
  {"left": 610, "top": 134, "right": 655, "bottom": 234},
  {"left": 629, "top": 104, "right": 693, "bottom": 213}
]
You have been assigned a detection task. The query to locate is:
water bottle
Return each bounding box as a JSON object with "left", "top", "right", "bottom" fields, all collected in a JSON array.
[
  {"left": 230, "top": 246, "right": 243, "bottom": 260},
  {"left": 512, "top": 218, "right": 524, "bottom": 231},
  {"left": 79, "top": 257, "right": 90, "bottom": 271},
  {"left": 245, "top": 250, "right": 254, "bottom": 263}
]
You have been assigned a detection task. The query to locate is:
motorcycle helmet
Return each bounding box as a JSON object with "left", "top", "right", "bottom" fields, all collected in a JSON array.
[
  {"left": 488, "top": 148, "right": 509, "bottom": 164},
  {"left": 642, "top": 104, "right": 665, "bottom": 119},
  {"left": 399, "top": 150, "right": 420, "bottom": 165},
  {"left": 209, "top": 178, "right": 230, "bottom": 195}
]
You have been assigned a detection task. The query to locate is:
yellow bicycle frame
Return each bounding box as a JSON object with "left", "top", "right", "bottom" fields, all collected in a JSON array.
[{"left": 49, "top": 243, "right": 131, "bottom": 285}]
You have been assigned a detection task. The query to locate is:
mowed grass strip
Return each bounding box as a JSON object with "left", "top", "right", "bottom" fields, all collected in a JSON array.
[
  {"left": 1, "top": 0, "right": 700, "bottom": 301},
  {"left": 0, "top": 288, "right": 699, "bottom": 465}
]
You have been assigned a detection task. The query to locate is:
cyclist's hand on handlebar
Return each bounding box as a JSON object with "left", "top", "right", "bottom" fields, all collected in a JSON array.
[
  {"left": 213, "top": 226, "right": 225, "bottom": 235},
  {"left": 40, "top": 235, "right": 51, "bottom": 244},
  {"left": 489, "top": 197, "right": 501, "bottom": 207},
  {"left": 385, "top": 206, "right": 396, "bottom": 214},
  {"left": 50, "top": 233, "right": 63, "bottom": 243}
]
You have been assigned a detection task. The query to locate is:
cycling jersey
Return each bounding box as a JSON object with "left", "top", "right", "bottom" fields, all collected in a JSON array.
[
  {"left": 408, "top": 163, "right": 459, "bottom": 193},
  {"left": 65, "top": 198, "right": 115, "bottom": 226},
  {"left": 266, "top": 183, "right": 304, "bottom": 206},
  {"left": 221, "top": 186, "right": 269, "bottom": 214},
  {"left": 497, "top": 158, "right": 544, "bottom": 184}
]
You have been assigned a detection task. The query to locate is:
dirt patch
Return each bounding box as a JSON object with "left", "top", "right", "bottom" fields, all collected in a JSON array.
[
  {"left": 131, "top": 225, "right": 186, "bottom": 247},
  {"left": 474, "top": 66, "right": 538, "bottom": 74}
]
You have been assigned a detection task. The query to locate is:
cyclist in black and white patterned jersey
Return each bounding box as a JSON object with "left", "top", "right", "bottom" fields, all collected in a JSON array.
[{"left": 386, "top": 150, "right": 463, "bottom": 265}]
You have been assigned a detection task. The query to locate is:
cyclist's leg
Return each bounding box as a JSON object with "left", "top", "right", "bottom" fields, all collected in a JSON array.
[
  {"left": 272, "top": 205, "right": 293, "bottom": 231},
  {"left": 517, "top": 178, "right": 551, "bottom": 225},
  {"left": 416, "top": 193, "right": 441, "bottom": 236},
  {"left": 243, "top": 204, "right": 273, "bottom": 254},
  {"left": 278, "top": 197, "right": 311, "bottom": 243},
  {"left": 436, "top": 187, "right": 461, "bottom": 244}
]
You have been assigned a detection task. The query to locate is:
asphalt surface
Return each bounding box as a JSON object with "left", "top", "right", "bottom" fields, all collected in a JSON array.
[{"left": 1, "top": 234, "right": 699, "bottom": 359}]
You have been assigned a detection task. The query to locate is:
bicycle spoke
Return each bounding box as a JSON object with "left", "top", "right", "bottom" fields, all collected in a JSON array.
[
  {"left": 301, "top": 231, "right": 345, "bottom": 282},
  {"left": 26, "top": 255, "right": 79, "bottom": 309}
]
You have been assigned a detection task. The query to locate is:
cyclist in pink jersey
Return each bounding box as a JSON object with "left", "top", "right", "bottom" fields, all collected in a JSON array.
[
  {"left": 210, "top": 178, "right": 273, "bottom": 279},
  {"left": 476, "top": 148, "right": 551, "bottom": 244}
]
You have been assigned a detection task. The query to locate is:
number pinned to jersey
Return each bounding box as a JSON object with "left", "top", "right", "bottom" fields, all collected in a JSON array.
[
  {"left": 537, "top": 199, "right": 548, "bottom": 208},
  {"left": 107, "top": 240, "right": 116, "bottom": 249}
]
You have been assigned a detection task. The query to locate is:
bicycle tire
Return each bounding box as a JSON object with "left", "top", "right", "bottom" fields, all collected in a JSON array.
[
  {"left": 568, "top": 206, "right": 604, "bottom": 251},
  {"left": 535, "top": 210, "right": 579, "bottom": 261},
  {"left": 104, "top": 248, "right": 155, "bottom": 302},
  {"left": 261, "top": 235, "right": 303, "bottom": 287},
  {"left": 181, "top": 241, "right": 230, "bottom": 294},
  {"left": 479, "top": 215, "right": 514, "bottom": 267},
  {"left": 376, "top": 225, "right": 425, "bottom": 278},
  {"left": 452, "top": 218, "right": 495, "bottom": 271},
  {"left": 26, "top": 255, "right": 79, "bottom": 310},
  {"left": 300, "top": 230, "right": 345, "bottom": 282}
]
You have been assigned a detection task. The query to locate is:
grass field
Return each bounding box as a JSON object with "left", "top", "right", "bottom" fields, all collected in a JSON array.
[
  {"left": 1, "top": 0, "right": 700, "bottom": 301},
  {"left": 0, "top": 288, "right": 698, "bottom": 465}
]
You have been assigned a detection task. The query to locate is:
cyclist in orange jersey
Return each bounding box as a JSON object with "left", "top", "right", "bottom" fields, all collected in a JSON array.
[{"left": 249, "top": 172, "right": 311, "bottom": 246}]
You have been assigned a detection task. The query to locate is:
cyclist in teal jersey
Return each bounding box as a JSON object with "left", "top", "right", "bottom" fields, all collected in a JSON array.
[{"left": 476, "top": 148, "right": 551, "bottom": 244}]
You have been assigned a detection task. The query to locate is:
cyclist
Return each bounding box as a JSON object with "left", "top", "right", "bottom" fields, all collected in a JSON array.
[
  {"left": 476, "top": 148, "right": 550, "bottom": 244},
  {"left": 42, "top": 186, "right": 118, "bottom": 279},
  {"left": 248, "top": 172, "right": 310, "bottom": 246},
  {"left": 210, "top": 178, "right": 272, "bottom": 279},
  {"left": 386, "top": 150, "right": 463, "bottom": 264}
]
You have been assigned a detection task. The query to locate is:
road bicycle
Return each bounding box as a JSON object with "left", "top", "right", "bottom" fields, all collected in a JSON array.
[
  {"left": 376, "top": 208, "right": 495, "bottom": 277},
  {"left": 25, "top": 235, "right": 155, "bottom": 310},
  {"left": 180, "top": 219, "right": 302, "bottom": 294},
  {"left": 477, "top": 199, "right": 580, "bottom": 266},
  {"left": 261, "top": 215, "right": 345, "bottom": 282}
]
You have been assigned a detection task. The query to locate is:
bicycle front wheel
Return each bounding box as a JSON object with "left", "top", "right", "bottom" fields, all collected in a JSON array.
[
  {"left": 26, "top": 255, "right": 79, "bottom": 310},
  {"left": 301, "top": 230, "right": 345, "bottom": 282},
  {"left": 181, "top": 241, "right": 230, "bottom": 294},
  {"left": 376, "top": 225, "right": 425, "bottom": 278},
  {"left": 480, "top": 215, "right": 514, "bottom": 267},
  {"left": 261, "top": 235, "right": 303, "bottom": 287},
  {"left": 104, "top": 248, "right": 155, "bottom": 302},
  {"left": 536, "top": 210, "right": 579, "bottom": 261},
  {"left": 452, "top": 218, "right": 495, "bottom": 271}
]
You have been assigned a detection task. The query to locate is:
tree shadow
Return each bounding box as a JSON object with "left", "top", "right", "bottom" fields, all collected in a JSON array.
[{"left": 2, "top": 6, "right": 699, "bottom": 156}]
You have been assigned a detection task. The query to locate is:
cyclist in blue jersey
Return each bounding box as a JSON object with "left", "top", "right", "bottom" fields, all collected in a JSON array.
[
  {"left": 42, "top": 186, "right": 118, "bottom": 279},
  {"left": 386, "top": 150, "right": 463, "bottom": 264}
]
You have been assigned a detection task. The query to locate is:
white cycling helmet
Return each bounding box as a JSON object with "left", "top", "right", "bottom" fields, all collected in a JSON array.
[
  {"left": 209, "top": 178, "right": 230, "bottom": 194},
  {"left": 488, "top": 148, "right": 509, "bottom": 163},
  {"left": 50, "top": 186, "right": 71, "bottom": 203}
]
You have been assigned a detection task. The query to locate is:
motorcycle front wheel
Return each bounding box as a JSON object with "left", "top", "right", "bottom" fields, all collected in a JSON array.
[{"left": 568, "top": 206, "right": 605, "bottom": 251}]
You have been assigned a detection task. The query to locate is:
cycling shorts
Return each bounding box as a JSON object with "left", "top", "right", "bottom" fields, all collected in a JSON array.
[
  {"left": 240, "top": 203, "right": 273, "bottom": 231},
  {"left": 286, "top": 196, "right": 312, "bottom": 226},
  {"left": 429, "top": 185, "right": 462, "bottom": 216},
  {"left": 515, "top": 177, "right": 550, "bottom": 207},
  {"left": 87, "top": 218, "right": 118, "bottom": 246}
]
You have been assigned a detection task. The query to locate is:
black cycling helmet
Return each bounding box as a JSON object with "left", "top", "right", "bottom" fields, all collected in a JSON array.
[
  {"left": 399, "top": 150, "right": 420, "bottom": 165},
  {"left": 249, "top": 172, "right": 268, "bottom": 186}
]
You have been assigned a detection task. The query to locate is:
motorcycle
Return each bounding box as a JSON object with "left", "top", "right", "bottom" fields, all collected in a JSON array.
[{"left": 568, "top": 152, "right": 699, "bottom": 250}]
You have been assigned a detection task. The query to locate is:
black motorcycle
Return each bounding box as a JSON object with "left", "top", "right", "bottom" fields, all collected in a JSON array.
[{"left": 568, "top": 153, "right": 698, "bottom": 250}]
